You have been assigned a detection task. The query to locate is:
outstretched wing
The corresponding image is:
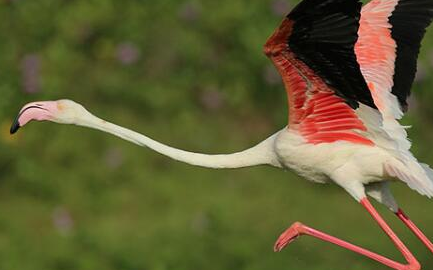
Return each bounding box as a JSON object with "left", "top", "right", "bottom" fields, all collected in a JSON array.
[
  {"left": 355, "top": 0, "right": 433, "bottom": 150},
  {"left": 264, "top": 0, "right": 375, "bottom": 145}
]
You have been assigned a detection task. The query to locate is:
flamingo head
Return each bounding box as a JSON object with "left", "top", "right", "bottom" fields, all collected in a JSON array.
[{"left": 10, "top": 99, "right": 89, "bottom": 134}]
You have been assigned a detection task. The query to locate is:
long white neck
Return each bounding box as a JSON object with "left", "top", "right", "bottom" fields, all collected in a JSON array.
[{"left": 74, "top": 111, "right": 282, "bottom": 169}]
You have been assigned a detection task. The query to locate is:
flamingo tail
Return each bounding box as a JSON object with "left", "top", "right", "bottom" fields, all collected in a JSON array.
[{"left": 385, "top": 156, "right": 433, "bottom": 198}]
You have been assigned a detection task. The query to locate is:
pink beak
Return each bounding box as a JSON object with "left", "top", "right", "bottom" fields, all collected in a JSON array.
[{"left": 10, "top": 103, "right": 51, "bottom": 134}]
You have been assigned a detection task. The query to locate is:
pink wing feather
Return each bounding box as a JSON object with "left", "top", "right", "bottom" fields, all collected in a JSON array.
[
  {"left": 356, "top": 0, "right": 433, "bottom": 196},
  {"left": 356, "top": 0, "right": 409, "bottom": 150},
  {"left": 356, "top": 0, "right": 402, "bottom": 118}
]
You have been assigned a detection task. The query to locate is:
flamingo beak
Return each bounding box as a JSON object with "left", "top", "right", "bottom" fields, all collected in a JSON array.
[
  {"left": 10, "top": 116, "right": 20, "bottom": 134},
  {"left": 9, "top": 104, "right": 52, "bottom": 135}
]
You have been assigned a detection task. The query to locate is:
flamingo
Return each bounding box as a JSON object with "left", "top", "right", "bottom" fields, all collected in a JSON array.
[{"left": 9, "top": 0, "right": 433, "bottom": 268}]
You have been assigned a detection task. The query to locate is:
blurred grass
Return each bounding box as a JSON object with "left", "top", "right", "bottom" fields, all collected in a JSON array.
[{"left": 1, "top": 0, "right": 433, "bottom": 269}]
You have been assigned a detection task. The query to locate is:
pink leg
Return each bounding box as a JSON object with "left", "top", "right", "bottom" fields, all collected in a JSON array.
[
  {"left": 396, "top": 208, "right": 433, "bottom": 254},
  {"left": 274, "top": 198, "right": 420, "bottom": 270}
]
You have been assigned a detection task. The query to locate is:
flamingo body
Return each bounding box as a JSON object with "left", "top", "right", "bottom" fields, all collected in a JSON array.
[{"left": 274, "top": 129, "right": 389, "bottom": 185}]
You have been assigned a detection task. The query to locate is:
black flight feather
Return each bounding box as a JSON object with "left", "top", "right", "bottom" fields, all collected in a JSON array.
[{"left": 287, "top": 0, "right": 376, "bottom": 109}]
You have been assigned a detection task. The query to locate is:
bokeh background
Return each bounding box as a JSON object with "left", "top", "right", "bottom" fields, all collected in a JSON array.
[{"left": 1, "top": 0, "right": 433, "bottom": 269}]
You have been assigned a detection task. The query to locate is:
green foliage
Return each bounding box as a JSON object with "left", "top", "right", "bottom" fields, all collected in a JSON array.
[{"left": 0, "top": 0, "right": 433, "bottom": 269}]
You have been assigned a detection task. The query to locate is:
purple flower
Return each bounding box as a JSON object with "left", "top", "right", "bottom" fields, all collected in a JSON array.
[
  {"left": 117, "top": 42, "right": 140, "bottom": 65},
  {"left": 178, "top": 2, "right": 202, "bottom": 22},
  {"left": 52, "top": 207, "right": 74, "bottom": 236},
  {"left": 263, "top": 64, "right": 282, "bottom": 86},
  {"left": 199, "top": 87, "right": 224, "bottom": 111},
  {"left": 271, "top": 0, "right": 291, "bottom": 17},
  {"left": 21, "top": 54, "right": 41, "bottom": 94}
]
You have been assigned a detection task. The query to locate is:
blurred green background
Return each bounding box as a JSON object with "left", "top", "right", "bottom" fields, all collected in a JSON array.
[{"left": 1, "top": 0, "right": 433, "bottom": 269}]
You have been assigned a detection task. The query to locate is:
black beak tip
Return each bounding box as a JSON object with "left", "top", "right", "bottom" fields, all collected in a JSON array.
[{"left": 10, "top": 119, "right": 20, "bottom": 135}]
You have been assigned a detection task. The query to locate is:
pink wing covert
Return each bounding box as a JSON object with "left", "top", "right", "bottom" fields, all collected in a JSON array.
[
  {"left": 265, "top": 0, "right": 377, "bottom": 146},
  {"left": 270, "top": 49, "right": 373, "bottom": 146}
]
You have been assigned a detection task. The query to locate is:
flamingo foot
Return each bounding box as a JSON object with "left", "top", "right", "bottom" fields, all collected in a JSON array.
[
  {"left": 274, "top": 221, "right": 306, "bottom": 252},
  {"left": 273, "top": 199, "right": 421, "bottom": 269}
]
